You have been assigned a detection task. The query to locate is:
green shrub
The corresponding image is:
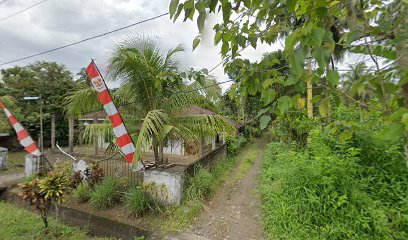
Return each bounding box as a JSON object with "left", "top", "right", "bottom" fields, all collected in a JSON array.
[
  {"left": 185, "top": 167, "right": 214, "bottom": 200},
  {"left": 226, "top": 134, "right": 248, "bottom": 155},
  {"left": 261, "top": 136, "right": 408, "bottom": 239},
  {"left": 269, "top": 111, "right": 312, "bottom": 145},
  {"left": 73, "top": 183, "right": 91, "bottom": 203},
  {"left": 90, "top": 177, "right": 121, "bottom": 209},
  {"left": 125, "top": 186, "right": 152, "bottom": 216}
]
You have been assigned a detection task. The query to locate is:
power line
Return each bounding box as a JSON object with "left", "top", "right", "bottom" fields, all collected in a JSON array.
[
  {"left": 0, "top": 0, "right": 49, "bottom": 24},
  {"left": 0, "top": 12, "right": 170, "bottom": 67},
  {"left": 0, "top": 0, "right": 10, "bottom": 5}
]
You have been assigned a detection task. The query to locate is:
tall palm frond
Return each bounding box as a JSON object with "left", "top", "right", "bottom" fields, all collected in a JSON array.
[
  {"left": 135, "top": 109, "right": 168, "bottom": 156},
  {"left": 82, "top": 123, "right": 114, "bottom": 144},
  {"left": 174, "top": 115, "right": 236, "bottom": 137},
  {"left": 65, "top": 88, "right": 100, "bottom": 115}
]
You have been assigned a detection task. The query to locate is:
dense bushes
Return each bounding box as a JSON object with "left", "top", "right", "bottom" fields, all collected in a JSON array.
[
  {"left": 261, "top": 110, "right": 408, "bottom": 239},
  {"left": 226, "top": 134, "right": 248, "bottom": 155}
]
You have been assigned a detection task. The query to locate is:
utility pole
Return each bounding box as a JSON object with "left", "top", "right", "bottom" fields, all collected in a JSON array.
[{"left": 68, "top": 116, "right": 74, "bottom": 152}]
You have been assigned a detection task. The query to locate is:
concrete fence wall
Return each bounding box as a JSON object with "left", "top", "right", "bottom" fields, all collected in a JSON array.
[
  {"left": 0, "top": 147, "right": 7, "bottom": 170},
  {"left": 144, "top": 143, "right": 227, "bottom": 205}
]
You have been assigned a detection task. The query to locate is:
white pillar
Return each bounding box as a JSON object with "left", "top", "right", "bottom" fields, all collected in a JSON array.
[
  {"left": 0, "top": 147, "right": 8, "bottom": 170},
  {"left": 212, "top": 136, "right": 216, "bottom": 150},
  {"left": 25, "top": 154, "right": 41, "bottom": 177}
]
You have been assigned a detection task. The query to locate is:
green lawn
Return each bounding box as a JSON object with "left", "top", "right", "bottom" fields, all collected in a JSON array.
[
  {"left": 0, "top": 201, "right": 105, "bottom": 240},
  {"left": 1, "top": 151, "right": 26, "bottom": 174}
]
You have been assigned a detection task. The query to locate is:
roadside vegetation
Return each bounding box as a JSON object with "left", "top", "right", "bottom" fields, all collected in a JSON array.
[
  {"left": 261, "top": 107, "right": 408, "bottom": 239},
  {"left": 0, "top": 201, "right": 100, "bottom": 239}
]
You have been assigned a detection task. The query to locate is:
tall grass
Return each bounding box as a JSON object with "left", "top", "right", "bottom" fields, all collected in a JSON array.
[
  {"left": 125, "top": 186, "right": 152, "bottom": 216},
  {"left": 185, "top": 167, "right": 214, "bottom": 200},
  {"left": 90, "top": 177, "right": 122, "bottom": 209},
  {"left": 73, "top": 183, "right": 91, "bottom": 203}
]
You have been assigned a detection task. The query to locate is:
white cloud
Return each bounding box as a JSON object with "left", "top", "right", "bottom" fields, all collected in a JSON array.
[{"left": 2, "top": 0, "right": 343, "bottom": 92}]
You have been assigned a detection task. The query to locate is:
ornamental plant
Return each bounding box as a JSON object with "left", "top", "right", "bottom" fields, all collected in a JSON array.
[{"left": 21, "top": 164, "right": 79, "bottom": 228}]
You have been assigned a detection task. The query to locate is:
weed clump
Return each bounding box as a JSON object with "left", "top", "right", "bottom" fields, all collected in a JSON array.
[
  {"left": 90, "top": 177, "right": 121, "bottom": 209},
  {"left": 125, "top": 186, "right": 152, "bottom": 216},
  {"left": 73, "top": 183, "right": 91, "bottom": 203},
  {"left": 185, "top": 167, "right": 214, "bottom": 200}
]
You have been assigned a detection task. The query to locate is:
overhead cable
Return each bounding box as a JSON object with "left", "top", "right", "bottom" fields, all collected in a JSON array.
[
  {"left": 0, "top": 12, "right": 169, "bottom": 66},
  {"left": 0, "top": 0, "right": 49, "bottom": 24}
]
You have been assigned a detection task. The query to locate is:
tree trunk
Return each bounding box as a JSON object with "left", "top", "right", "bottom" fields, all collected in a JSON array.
[
  {"left": 68, "top": 116, "right": 74, "bottom": 152},
  {"left": 307, "top": 51, "right": 313, "bottom": 119},
  {"left": 152, "top": 138, "right": 161, "bottom": 165},
  {"left": 54, "top": 203, "right": 60, "bottom": 221},
  {"left": 41, "top": 211, "right": 48, "bottom": 228},
  {"left": 159, "top": 143, "right": 165, "bottom": 164}
]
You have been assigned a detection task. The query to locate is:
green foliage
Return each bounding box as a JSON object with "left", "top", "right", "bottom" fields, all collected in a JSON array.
[
  {"left": 261, "top": 107, "right": 408, "bottom": 239},
  {"left": 226, "top": 134, "right": 248, "bottom": 156},
  {"left": 269, "top": 111, "right": 312, "bottom": 145},
  {"left": 84, "top": 164, "right": 104, "bottom": 190},
  {"left": 125, "top": 186, "right": 152, "bottom": 216},
  {"left": 39, "top": 168, "right": 72, "bottom": 201},
  {"left": 73, "top": 183, "right": 91, "bottom": 203},
  {"left": 185, "top": 166, "right": 214, "bottom": 200},
  {"left": 0, "top": 201, "right": 98, "bottom": 239},
  {"left": 90, "top": 177, "right": 122, "bottom": 210},
  {"left": 1, "top": 61, "right": 78, "bottom": 145},
  {"left": 170, "top": 0, "right": 408, "bottom": 133},
  {"left": 21, "top": 178, "right": 52, "bottom": 228},
  {"left": 21, "top": 165, "right": 76, "bottom": 228}
]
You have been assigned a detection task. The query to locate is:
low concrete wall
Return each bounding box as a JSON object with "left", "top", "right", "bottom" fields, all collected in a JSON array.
[
  {"left": 184, "top": 143, "right": 227, "bottom": 175},
  {"left": 0, "top": 147, "right": 8, "bottom": 170},
  {"left": 143, "top": 144, "right": 227, "bottom": 205},
  {"left": 144, "top": 169, "right": 184, "bottom": 205}
]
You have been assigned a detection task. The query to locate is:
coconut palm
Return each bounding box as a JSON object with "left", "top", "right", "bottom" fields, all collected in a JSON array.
[
  {"left": 341, "top": 62, "right": 376, "bottom": 106},
  {"left": 65, "top": 37, "right": 235, "bottom": 165}
]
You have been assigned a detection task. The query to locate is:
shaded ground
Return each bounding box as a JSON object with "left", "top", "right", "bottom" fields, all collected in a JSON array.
[{"left": 174, "top": 139, "right": 266, "bottom": 240}]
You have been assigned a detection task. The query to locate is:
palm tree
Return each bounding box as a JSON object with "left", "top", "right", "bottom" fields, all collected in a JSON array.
[
  {"left": 65, "top": 37, "right": 235, "bottom": 165},
  {"left": 341, "top": 62, "right": 375, "bottom": 106}
]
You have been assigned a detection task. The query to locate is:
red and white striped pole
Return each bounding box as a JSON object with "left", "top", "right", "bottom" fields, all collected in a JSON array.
[
  {"left": 86, "top": 60, "right": 144, "bottom": 171},
  {"left": 0, "top": 99, "right": 41, "bottom": 156}
]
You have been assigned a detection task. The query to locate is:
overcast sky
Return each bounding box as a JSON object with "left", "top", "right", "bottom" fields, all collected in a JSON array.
[
  {"left": 0, "top": 0, "right": 374, "bottom": 93},
  {"left": 0, "top": 0, "right": 285, "bottom": 90}
]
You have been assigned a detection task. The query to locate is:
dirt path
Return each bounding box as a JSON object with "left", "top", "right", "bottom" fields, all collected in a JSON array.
[{"left": 182, "top": 139, "right": 266, "bottom": 240}]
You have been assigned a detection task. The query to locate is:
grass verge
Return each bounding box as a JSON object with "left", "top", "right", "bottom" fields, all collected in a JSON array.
[
  {"left": 0, "top": 201, "right": 102, "bottom": 239},
  {"left": 233, "top": 144, "right": 258, "bottom": 181}
]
